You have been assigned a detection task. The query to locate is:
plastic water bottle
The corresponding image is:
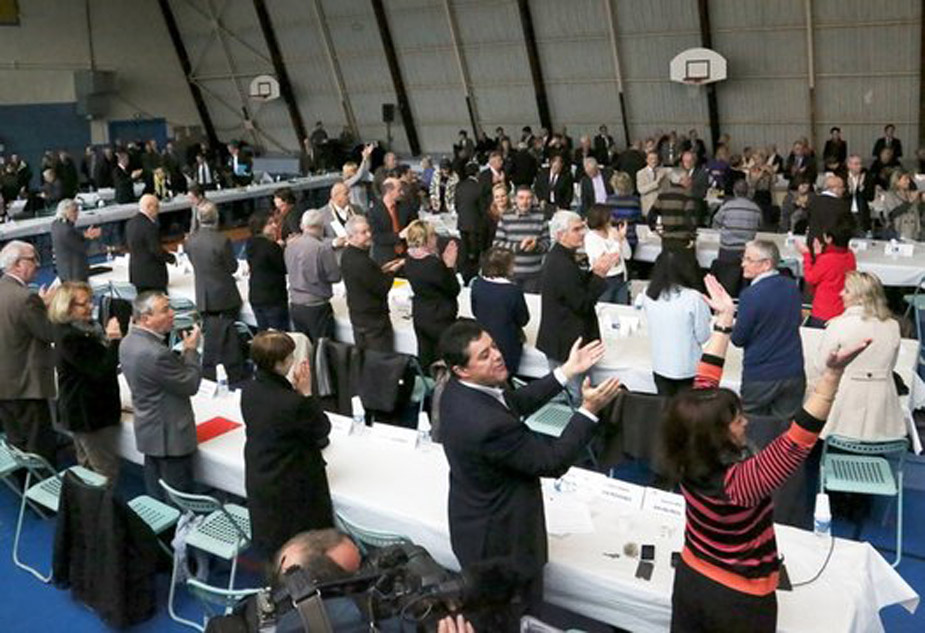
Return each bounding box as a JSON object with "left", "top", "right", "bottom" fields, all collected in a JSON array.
[
  {"left": 416, "top": 411, "right": 432, "bottom": 447},
  {"left": 351, "top": 396, "right": 366, "bottom": 435},
  {"left": 106, "top": 246, "right": 114, "bottom": 263},
  {"left": 215, "top": 364, "right": 229, "bottom": 398},
  {"left": 813, "top": 492, "right": 831, "bottom": 537},
  {"left": 785, "top": 231, "right": 794, "bottom": 248}
]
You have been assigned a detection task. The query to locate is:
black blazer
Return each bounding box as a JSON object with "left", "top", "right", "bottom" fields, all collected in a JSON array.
[
  {"left": 478, "top": 168, "right": 506, "bottom": 216},
  {"left": 579, "top": 170, "right": 614, "bottom": 215},
  {"left": 873, "top": 136, "right": 903, "bottom": 159},
  {"left": 440, "top": 373, "right": 596, "bottom": 576},
  {"left": 404, "top": 254, "right": 459, "bottom": 336},
  {"left": 368, "top": 199, "right": 417, "bottom": 265},
  {"left": 537, "top": 243, "right": 606, "bottom": 362},
  {"left": 125, "top": 213, "right": 175, "bottom": 291},
  {"left": 50, "top": 218, "right": 89, "bottom": 282},
  {"left": 54, "top": 322, "right": 121, "bottom": 434},
  {"left": 340, "top": 245, "right": 392, "bottom": 329},
  {"left": 112, "top": 166, "right": 135, "bottom": 204},
  {"left": 844, "top": 169, "right": 876, "bottom": 232},
  {"left": 470, "top": 277, "right": 530, "bottom": 375},
  {"left": 533, "top": 167, "right": 574, "bottom": 210},
  {"left": 241, "top": 369, "right": 333, "bottom": 557},
  {"left": 246, "top": 235, "right": 288, "bottom": 307},
  {"left": 807, "top": 194, "right": 854, "bottom": 250},
  {"left": 184, "top": 227, "right": 242, "bottom": 313},
  {"left": 454, "top": 177, "right": 483, "bottom": 233}
]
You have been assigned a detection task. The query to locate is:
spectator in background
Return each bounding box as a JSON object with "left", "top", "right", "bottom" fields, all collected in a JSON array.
[
  {"left": 508, "top": 142, "right": 538, "bottom": 188},
  {"left": 605, "top": 171, "right": 642, "bottom": 250},
  {"left": 710, "top": 179, "right": 761, "bottom": 296},
  {"left": 49, "top": 282, "right": 122, "bottom": 483},
  {"left": 806, "top": 174, "right": 853, "bottom": 257},
  {"left": 537, "top": 211, "right": 612, "bottom": 403},
  {"left": 732, "top": 240, "right": 805, "bottom": 419},
  {"left": 119, "top": 292, "right": 202, "bottom": 499},
  {"left": 617, "top": 140, "right": 647, "bottom": 193},
  {"left": 429, "top": 159, "right": 459, "bottom": 214},
  {"left": 57, "top": 150, "right": 79, "bottom": 199},
  {"left": 872, "top": 123, "right": 903, "bottom": 160},
  {"left": 799, "top": 221, "right": 856, "bottom": 328},
  {"left": 642, "top": 249, "right": 710, "bottom": 396},
  {"left": 186, "top": 183, "right": 209, "bottom": 234},
  {"left": 534, "top": 154, "right": 574, "bottom": 216},
  {"left": 0, "top": 241, "right": 59, "bottom": 466},
  {"left": 93, "top": 146, "right": 115, "bottom": 189},
  {"left": 844, "top": 154, "right": 875, "bottom": 234},
  {"left": 747, "top": 149, "right": 775, "bottom": 226},
  {"left": 41, "top": 168, "right": 64, "bottom": 207},
  {"left": 404, "top": 221, "right": 460, "bottom": 369},
  {"left": 193, "top": 152, "right": 217, "bottom": 191},
  {"left": 125, "top": 194, "right": 176, "bottom": 294},
  {"left": 817, "top": 271, "right": 906, "bottom": 441},
  {"left": 340, "top": 215, "right": 404, "bottom": 352},
  {"left": 246, "top": 212, "right": 289, "bottom": 332},
  {"left": 370, "top": 176, "right": 417, "bottom": 265},
  {"left": 51, "top": 198, "right": 101, "bottom": 283},
  {"left": 882, "top": 170, "right": 922, "bottom": 241},
  {"left": 184, "top": 202, "right": 241, "bottom": 318},
  {"left": 319, "top": 181, "right": 362, "bottom": 249},
  {"left": 784, "top": 140, "right": 817, "bottom": 190},
  {"left": 780, "top": 175, "right": 814, "bottom": 233},
  {"left": 492, "top": 185, "right": 549, "bottom": 293},
  {"left": 242, "top": 331, "right": 333, "bottom": 559},
  {"left": 648, "top": 172, "right": 699, "bottom": 252},
  {"left": 372, "top": 151, "right": 397, "bottom": 199},
  {"left": 273, "top": 187, "right": 302, "bottom": 241},
  {"left": 470, "top": 248, "right": 530, "bottom": 377},
  {"left": 485, "top": 182, "right": 510, "bottom": 245},
  {"left": 579, "top": 157, "right": 613, "bottom": 216},
  {"left": 455, "top": 163, "right": 486, "bottom": 283},
  {"left": 823, "top": 126, "right": 848, "bottom": 168},
  {"left": 869, "top": 145, "right": 900, "bottom": 192},
  {"left": 113, "top": 151, "right": 141, "bottom": 204},
  {"left": 342, "top": 143, "right": 373, "bottom": 210},
  {"left": 636, "top": 149, "right": 668, "bottom": 216},
  {"left": 285, "top": 210, "right": 341, "bottom": 343},
  {"left": 584, "top": 204, "right": 632, "bottom": 305}
]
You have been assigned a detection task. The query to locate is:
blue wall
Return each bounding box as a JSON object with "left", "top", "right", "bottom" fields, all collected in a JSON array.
[{"left": 0, "top": 102, "right": 91, "bottom": 189}]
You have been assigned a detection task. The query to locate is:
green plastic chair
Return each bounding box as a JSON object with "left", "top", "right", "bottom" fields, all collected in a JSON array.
[
  {"left": 158, "top": 479, "right": 251, "bottom": 631},
  {"left": 3, "top": 440, "right": 107, "bottom": 582},
  {"left": 0, "top": 439, "right": 23, "bottom": 498},
  {"left": 334, "top": 511, "right": 411, "bottom": 555},
  {"left": 819, "top": 435, "right": 908, "bottom": 567}
]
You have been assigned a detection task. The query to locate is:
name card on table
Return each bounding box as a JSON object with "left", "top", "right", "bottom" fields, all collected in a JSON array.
[
  {"left": 368, "top": 423, "right": 418, "bottom": 451},
  {"left": 885, "top": 242, "right": 915, "bottom": 257},
  {"left": 329, "top": 416, "right": 353, "bottom": 438},
  {"left": 848, "top": 239, "right": 869, "bottom": 253},
  {"left": 641, "top": 487, "right": 686, "bottom": 522},
  {"left": 598, "top": 479, "right": 646, "bottom": 511}
]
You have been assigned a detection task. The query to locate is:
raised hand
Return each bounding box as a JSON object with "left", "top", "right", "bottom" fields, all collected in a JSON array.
[
  {"left": 292, "top": 359, "right": 312, "bottom": 395},
  {"left": 381, "top": 258, "right": 405, "bottom": 274},
  {"left": 580, "top": 376, "right": 622, "bottom": 414},
  {"left": 442, "top": 240, "right": 459, "bottom": 269},
  {"left": 181, "top": 324, "right": 201, "bottom": 351},
  {"left": 701, "top": 274, "right": 734, "bottom": 317},
  {"left": 437, "top": 615, "right": 475, "bottom": 633},
  {"left": 561, "top": 338, "right": 606, "bottom": 378},
  {"left": 105, "top": 317, "right": 122, "bottom": 340},
  {"left": 825, "top": 338, "right": 872, "bottom": 371}
]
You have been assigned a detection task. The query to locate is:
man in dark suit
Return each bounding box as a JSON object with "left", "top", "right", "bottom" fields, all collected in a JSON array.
[
  {"left": 125, "top": 194, "right": 176, "bottom": 293},
  {"left": 537, "top": 211, "right": 614, "bottom": 402},
  {"left": 784, "top": 140, "right": 817, "bottom": 190},
  {"left": 93, "top": 146, "right": 115, "bottom": 189},
  {"left": 533, "top": 154, "right": 574, "bottom": 215},
  {"left": 593, "top": 125, "right": 615, "bottom": 165},
  {"left": 455, "top": 163, "right": 485, "bottom": 283},
  {"left": 368, "top": 177, "right": 417, "bottom": 265},
  {"left": 184, "top": 202, "right": 241, "bottom": 317},
  {"left": 113, "top": 151, "right": 141, "bottom": 204},
  {"left": 578, "top": 157, "right": 614, "bottom": 216},
  {"left": 50, "top": 199, "right": 101, "bottom": 282},
  {"left": 806, "top": 175, "right": 853, "bottom": 257},
  {"left": 872, "top": 123, "right": 903, "bottom": 160},
  {"left": 842, "top": 154, "right": 875, "bottom": 233},
  {"left": 0, "top": 241, "right": 59, "bottom": 466},
  {"left": 439, "top": 319, "right": 621, "bottom": 631},
  {"left": 616, "top": 141, "right": 647, "bottom": 194},
  {"left": 119, "top": 292, "right": 202, "bottom": 499},
  {"left": 822, "top": 126, "right": 848, "bottom": 168},
  {"left": 340, "top": 215, "right": 404, "bottom": 351},
  {"left": 507, "top": 144, "right": 538, "bottom": 187}
]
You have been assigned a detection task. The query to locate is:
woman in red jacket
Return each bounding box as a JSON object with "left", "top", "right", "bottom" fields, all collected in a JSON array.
[{"left": 799, "top": 221, "right": 856, "bottom": 328}]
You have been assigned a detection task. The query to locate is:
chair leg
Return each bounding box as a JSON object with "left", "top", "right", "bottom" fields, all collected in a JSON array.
[
  {"left": 11, "top": 473, "right": 52, "bottom": 583},
  {"left": 167, "top": 550, "right": 206, "bottom": 632},
  {"left": 892, "top": 479, "right": 903, "bottom": 568},
  {"left": 224, "top": 550, "right": 240, "bottom": 615}
]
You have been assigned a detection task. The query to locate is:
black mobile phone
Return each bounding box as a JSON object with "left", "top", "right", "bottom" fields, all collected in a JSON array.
[
  {"left": 670, "top": 552, "right": 681, "bottom": 568},
  {"left": 635, "top": 561, "right": 654, "bottom": 581},
  {"left": 641, "top": 544, "right": 655, "bottom": 561}
]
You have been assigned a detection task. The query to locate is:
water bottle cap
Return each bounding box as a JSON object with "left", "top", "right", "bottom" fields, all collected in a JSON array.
[
  {"left": 216, "top": 363, "right": 227, "bottom": 380},
  {"left": 417, "top": 411, "right": 431, "bottom": 432},
  {"left": 351, "top": 395, "right": 365, "bottom": 416}
]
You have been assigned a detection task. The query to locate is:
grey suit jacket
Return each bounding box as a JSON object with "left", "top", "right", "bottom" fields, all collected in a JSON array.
[
  {"left": 0, "top": 275, "right": 56, "bottom": 399},
  {"left": 119, "top": 327, "right": 201, "bottom": 457},
  {"left": 319, "top": 202, "right": 363, "bottom": 242},
  {"left": 184, "top": 227, "right": 242, "bottom": 313},
  {"left": 50, "top": 218, "right": 90, "bottom": 282}
]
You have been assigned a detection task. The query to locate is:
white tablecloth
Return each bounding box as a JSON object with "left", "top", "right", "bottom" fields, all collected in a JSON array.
[
  {"left": 633, "top": 226, "right": 925, "bottom": 288},
  {"left": 113, "top": 387, "right": 919, "bottom": 633}
]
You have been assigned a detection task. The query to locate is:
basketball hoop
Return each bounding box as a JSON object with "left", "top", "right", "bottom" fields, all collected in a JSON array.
[{"left": 669, "top": 48, "right": 727, "bottom": 86}]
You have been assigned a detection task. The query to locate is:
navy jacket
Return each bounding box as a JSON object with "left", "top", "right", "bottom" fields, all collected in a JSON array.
[{"left": 470, "top": 277, "right": 529, "bottom": 374}]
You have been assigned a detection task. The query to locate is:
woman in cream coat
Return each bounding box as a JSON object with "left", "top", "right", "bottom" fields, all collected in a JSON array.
[{"left": 816, "top": 271, "right": 907, "bottom": 440}]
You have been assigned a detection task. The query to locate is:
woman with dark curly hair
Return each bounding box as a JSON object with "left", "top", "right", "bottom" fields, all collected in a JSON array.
[{"left": 662, "top": 275, "right": 869, "bottom": 633}]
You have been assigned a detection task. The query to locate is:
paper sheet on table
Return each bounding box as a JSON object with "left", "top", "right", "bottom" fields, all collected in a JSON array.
[
  {"left": 196, "top": 378, "right": 219, "bottom": 399},
  {"left": 544, "top": 491, "right": 595, "bottom": 535}
]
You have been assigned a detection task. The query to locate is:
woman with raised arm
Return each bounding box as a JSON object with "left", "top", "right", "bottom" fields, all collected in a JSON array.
[{"left": 663, "top": 275, "right": 870, "bottom": 633}]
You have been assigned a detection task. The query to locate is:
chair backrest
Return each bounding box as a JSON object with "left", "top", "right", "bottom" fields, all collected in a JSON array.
[
  {"left": 1, "top": 439, "right": 57, "bottom": 481},
  {"left": 334, "top": 512, "right": 411, "bottom": 553},
  {"left": 185, "top": 577, "right": 264, "bottom": 607},
  {"left": 825, "top": 435, "right": 909, "bottom": 457},
  {"left": 158, "top": 479, "right": 250, "bottom": 544}
]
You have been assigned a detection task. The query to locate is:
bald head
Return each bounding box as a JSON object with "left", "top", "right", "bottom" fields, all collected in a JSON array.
[
  {"left": 139, "top": 194, "right": 159, "bottom": 218},
  {"left": 824, "top": 174, "right": 845, "bottom": 196},
  {"left": 330, "top": 181, "right": 350, "bottom": 208}
]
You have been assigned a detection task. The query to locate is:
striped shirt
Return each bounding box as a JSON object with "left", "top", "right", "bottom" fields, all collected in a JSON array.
[
  {"left": 648, "top": 189, "right": 698, "bottom": 246},
  {"left": 493, "top": 208, "right": 550, "bottom": 279},
  {"left": 682, "top": 354, "right": 823, "bottom": 596},
  {"left": 711, "top": 196, "right": 761, "bottom": 252}
]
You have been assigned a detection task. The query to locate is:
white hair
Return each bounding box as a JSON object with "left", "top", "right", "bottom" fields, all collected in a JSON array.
[
  {"left": 197, "top": 201, "right": 219, "bottom": 227},
  {"left": 345, "top": 214, "right": 369, "bottom": 237},
  {"left": 132, "top": 291, "right": 167, "bottom": 321},
  {"left": 0, "top": 240, "right": 33, "bottom": 271},
  {"left": 55, "top": 198, "right": 79, "bottom": 220},
  {"left": 549, "top": 210, "right": 581, "bottom": 240},
  {"left": 301, "top": 208, "right": 324, "bottom": 230}
]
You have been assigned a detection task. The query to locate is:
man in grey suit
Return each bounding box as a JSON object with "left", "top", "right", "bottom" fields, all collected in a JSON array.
[
  {"left": 285, "top": 209, "right": 342, "bottom": 342},
  {"left": 184, "top": 202, "right": 242, "bottom": 318},
  {"left": 50, "top": 199, "right": 102, "bottom": 282},
  {"left": 120, "top": 292, "right": 203, "bottom": 499},
  {"left": 0, "top": 241, "right": 59, "bottom": 466},
  {"left": 319, "top": 181, "right": 363, "bottom": 249}
]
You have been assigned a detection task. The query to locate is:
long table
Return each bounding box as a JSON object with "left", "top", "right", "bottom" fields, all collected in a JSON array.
[
  {"left": 633, "top": 225, "right": 925, "bottom": 288},
  {"left": 0, "top": 173, "right": 340, "bottom": 241},
  {"left": 112, "top": 385, "right": 919, "bottom": 633},
  {"left": 92, "top": 255, "right": 925, "bottom": 453}
]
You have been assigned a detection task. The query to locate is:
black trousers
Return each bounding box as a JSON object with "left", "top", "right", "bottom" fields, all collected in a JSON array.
[
  {"left": 144, "top": 453, "right": 196, "bottom": 502},
  {"left": 0, "top": 399, "right": 58, "bottom": 467},
  {"left": 470, "top": 568, "right": 543, "bottom": 633},
  {"left": 354, "top": 321, "right": 394, "bottom": 352},
  {"left": 290, "top": 302, "right": 335, "bottom": 343},
  {"left": 459, "top": 229, "right": 483, "bottom": 284},
  {"left": 653, "top": 373, "right": 694, "bottom": 398},
  {"left": 671, "top": 558, "right": 777, "bottom": 633}
]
